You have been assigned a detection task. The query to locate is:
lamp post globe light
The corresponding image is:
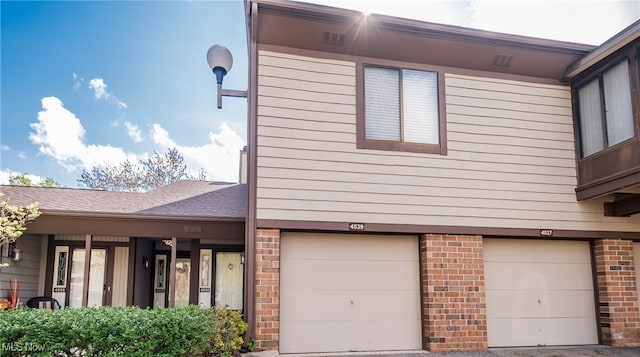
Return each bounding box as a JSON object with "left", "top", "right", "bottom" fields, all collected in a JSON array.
[
  {"left": 207, "top": 44, "right": 233, "bottom": 84},
  {"left": 206, "top": 44, "right": 246, "bottom": 109}
]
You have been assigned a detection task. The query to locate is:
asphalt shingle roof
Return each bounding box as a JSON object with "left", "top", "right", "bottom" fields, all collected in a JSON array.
[{"left": 0, "top": 180, "right": 246, "bottom": 219}]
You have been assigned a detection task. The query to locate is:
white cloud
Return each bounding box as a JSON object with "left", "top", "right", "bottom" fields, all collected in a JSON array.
[
  {"left": 151, "top": 123, "right": 246, "bottom": 183},
  {"left": 0, "top": 169, "right": 49, "bottom": 186},
  {"left": 72, "top": 73, "right": 84, "bottom": 90},
  {"left": 111, "top": 119, "right": 143, "bottom": 142},
  {"left": 124, "top": 121, "right": 143, "bottom": 143},
  {"left": 0, "top": 145, "right": 9, "bottom": 151},
  {"left": 88, "top": 78, "right": 128, "bottom": 109},
  {"left": 29, "top": 96, "right": 135, "bottom": 171}
]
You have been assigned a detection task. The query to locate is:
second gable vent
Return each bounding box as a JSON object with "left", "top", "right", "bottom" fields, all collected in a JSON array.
[
  {"left": 323, "top": 32, "right": 345, "bottom": 46},
  {"left": 492, "top": 54, "right": 514, "bottom": 67}
]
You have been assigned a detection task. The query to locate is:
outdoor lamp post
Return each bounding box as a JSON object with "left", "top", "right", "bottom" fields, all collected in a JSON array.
[{"left": 206, "top": 44, "right": 247, "bottom": 109}]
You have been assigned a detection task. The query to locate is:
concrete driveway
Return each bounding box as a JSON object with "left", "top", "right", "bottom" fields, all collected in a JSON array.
[{"left": 246, "top": 346, "right": 640, "bottom": 357}]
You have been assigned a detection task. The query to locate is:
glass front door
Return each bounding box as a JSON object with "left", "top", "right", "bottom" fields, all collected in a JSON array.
[
  {"left": 68, "top": 248, "right": 107, "bottom": 307},
  {"left": 154, "top": 255, "right": 191, "bottom": 307}
]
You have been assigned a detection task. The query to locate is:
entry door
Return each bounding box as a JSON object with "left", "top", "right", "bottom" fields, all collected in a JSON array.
[
  {"left": 52, "top": 246, "right": 70, "bottom": 307},
  {"left": 215, "top": 252, "right": 243, "bottom": 310},
  {"left": 153, "top": 255, "right": 167, "bottom": 308},
  {"left": 68, "top": 248, "right": 107, "bottom": 307},
  {"left": 152, "top": 254, "right": 191, "bottom": 307},
  {"left": 174, "top": 258, "right": 191, "bottom": 307},
  {"left": 199, "top": 249, "right": 213, "bottom": 307}
]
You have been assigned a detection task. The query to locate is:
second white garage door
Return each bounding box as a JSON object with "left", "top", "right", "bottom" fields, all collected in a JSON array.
[
  {"left": 484, "top": 239, "right": 598, "bottom": 347},
  {"left": 280, "top": 233, "right": 422, "bottom": 353}
]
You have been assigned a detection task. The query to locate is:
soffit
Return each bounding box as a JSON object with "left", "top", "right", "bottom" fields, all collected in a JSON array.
[{"left": 255, "top": 1, "right": 594, "bottom": 81}]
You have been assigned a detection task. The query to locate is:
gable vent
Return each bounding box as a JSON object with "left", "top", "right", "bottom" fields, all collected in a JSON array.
[
  {"left": 323, "top": 32, "right": 345, "bottom": 46},
  {"left": 492, "top": 54, "right": 514, "bottom": 67}
]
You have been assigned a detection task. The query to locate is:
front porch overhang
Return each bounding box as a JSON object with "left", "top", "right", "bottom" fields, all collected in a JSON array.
[
  {"left": 14, "top": 211, "right": 246, "bottom": 309},
  {"left": 26, "top": 211, "right": 244, "bottom": 239}
]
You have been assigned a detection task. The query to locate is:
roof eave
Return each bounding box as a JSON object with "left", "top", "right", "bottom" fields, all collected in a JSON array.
[
  {"left": 253, "top": 0, "right": 594, "bottom": 54},
  {"left": 366, "top": 12, "right": 594, "bottom": 55},
  {"left": 38, "top": 209, "right": 246, "bottom": 222},
  {"left": 565, "top": 19, "right": 640, "bottom": 78}
]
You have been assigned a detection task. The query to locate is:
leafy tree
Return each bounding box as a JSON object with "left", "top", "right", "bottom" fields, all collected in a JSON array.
[
  {"left": 0, "top": 193, "right": 41, "bottom": 246},
  {"left": 8, "top": 174, "right": 60, "bottom": 187},
  {"left": 8, "top": 174, "right": 32, "bottom": 186},
  {"left": 40, "top": 177, "right": 61, "bottom": 187},
  {"left": 77, "top": 148, "right": 206, "bottom": 192}
]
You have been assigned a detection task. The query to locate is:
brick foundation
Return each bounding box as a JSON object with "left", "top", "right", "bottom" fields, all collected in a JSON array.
[
  {"left": 594, "top": 239, "right": 640, "bottom": 346},
  {"left": 254, "top": 228, "right": 281, "bottom": 350},
  {"left": 420, "top": 234, "right": 487, "bottom": 352}
]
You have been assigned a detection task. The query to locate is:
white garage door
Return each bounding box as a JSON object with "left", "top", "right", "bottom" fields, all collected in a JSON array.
[
  {"left": 280, "top": 233, "right": 422, "bottom": 353},
  {"left": 484, "top": 239, "right": 598, "bottom": 347}
]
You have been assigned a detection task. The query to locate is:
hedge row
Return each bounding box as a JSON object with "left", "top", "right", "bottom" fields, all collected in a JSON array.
[{"left": 0, "top": 305, "right": 247, "bottom": 357}]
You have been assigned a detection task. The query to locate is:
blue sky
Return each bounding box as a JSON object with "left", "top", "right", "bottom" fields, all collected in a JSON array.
[
  {"left": 1, "top": 0, "right": 639, "bottom": 188},
  {"left": 2, "top": 0, "right": 248, "bottom": 186}
]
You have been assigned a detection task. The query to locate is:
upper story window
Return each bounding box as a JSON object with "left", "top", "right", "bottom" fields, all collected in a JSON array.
[
  {"left": 357, "top": 63, "right": 447, "bottom": 154},
  {"left": 575, "top": 58, "right": 635, "bottom": 157}
]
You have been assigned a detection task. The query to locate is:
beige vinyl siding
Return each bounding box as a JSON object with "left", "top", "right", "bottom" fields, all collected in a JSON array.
[{"left": 256, "top": 50, "right": 640, "bottom": 232}]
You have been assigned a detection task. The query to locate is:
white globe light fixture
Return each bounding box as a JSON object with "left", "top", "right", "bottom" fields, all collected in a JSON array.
[
  {"left": 206, "top": 44, "right": 246, "bottom": 109},
  {"left": 207, "top": 45, "right": 233, "bottom": 84}
]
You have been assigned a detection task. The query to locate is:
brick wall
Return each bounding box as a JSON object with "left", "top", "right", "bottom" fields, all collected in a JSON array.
[
  {"left": 594, "top": 238, "right": 640, "bottom": 346},
  {"left": 420, "top": 234, "right": 487, "bottom": 351},
  {"left": 254, "top": 228, "right": 281, "bottom": 350}
]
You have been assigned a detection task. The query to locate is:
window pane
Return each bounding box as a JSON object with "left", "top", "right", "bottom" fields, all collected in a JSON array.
[
  {"left": 578, "top": 79, "right": 604, "bottom": 157},
  {"left": 403, "top": 69, "right": 439, "bottom": 144},
  {"left": 364, "top": 67, "right": 400, "bottom": 141},
  {"left": 603, "top": 60, "right": 634, "bottom": 146}
]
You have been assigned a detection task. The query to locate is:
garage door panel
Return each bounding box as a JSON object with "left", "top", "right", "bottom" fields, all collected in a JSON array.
[
  {"left": 486, "top": 290, "right": 596, "bottom": 318},
  {"left": 484, "top": 239, "right": 591, "bottom": 263},
  {"left": 281, "top": 233, "right": 418, "bottom": 261},
  {"left": 484, "top": 238, "right": 597, "bottom": 347},
  {"left": 281, "top": 319, "right": 422, "bottom": 353},
  {"left": 280, "top": 233, "right": 421, "bottom": 353},
  {"left": 484, "top": 262, "right": 594, "bottom": 290},
  {"left": 487, "top": 317, "right": 598, "bottom": 347},
  {"left": 280, "top": 259, "right": 420, "bottom": 291},
  {"left": 281, "top": 289, "right": 421, "bottom": 321}
]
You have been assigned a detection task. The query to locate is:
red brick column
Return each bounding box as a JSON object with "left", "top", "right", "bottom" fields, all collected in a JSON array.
[
  {"left": 420, "top": 234, "right": 487, "bottom": 352},
  {"left": 593, "top": 239, "right": 640, "bottom": 346},
  {"left": 254, "top": 228, "right": 280, "bottom": 350}
]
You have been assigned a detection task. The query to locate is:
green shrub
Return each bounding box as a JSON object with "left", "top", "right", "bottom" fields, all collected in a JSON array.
[
  {"left": 0, "top": 305, "right": 246, "bottom": 357},
  {"left": 206, "top": 307, "right": 248, "bottom": 357}
]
